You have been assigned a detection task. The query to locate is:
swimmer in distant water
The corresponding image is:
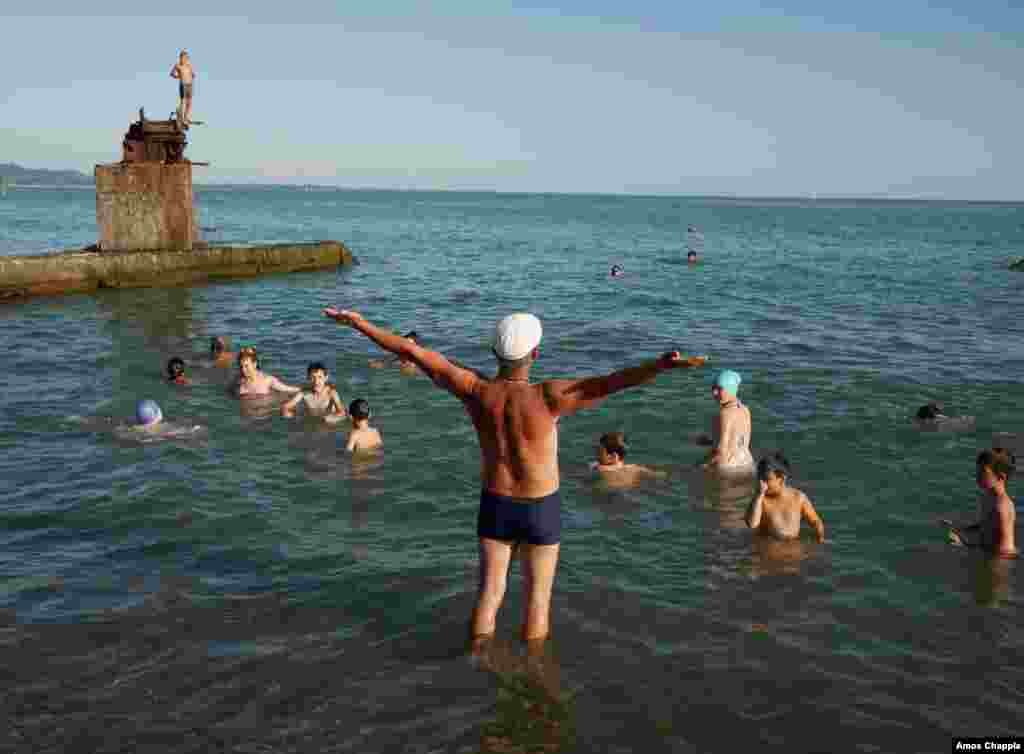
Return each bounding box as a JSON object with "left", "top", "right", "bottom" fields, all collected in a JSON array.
[
  {"left": 231, "top": 346, "right": 302, "bottom": 398},
  {"left": 345, "top": 399, "right": 382, "bottom": 453},
  {"left": 591, "top": 431, "right": 666, "bottom": 487},
  {"left": 917, "top": 401, "right": 947, "bottom": 421},
  {"left": 281, "top": 362, "right": 346, "bottom": 422},
  {"left": 166, "top": 357, "right": 190, "bottom": 385},
  {"left": 134, "top": 399, "right": 164, "bottom": 430},
  {"left": 686, "top": 225, "right": 704, "bottom": 258},
  {"left": 944, "top": 448, "right": 1017, "bottom": 558},
  {"left": 369, "top": 331, "right": 421, "bottom": 375},
  {"left": 610, "top": 264, "right": 625, "bottom": 278},
  {"left": 687, "top": 250, "right": 699, "bottom": 264},
  {"left": 210, "top": 336, "right": 236, "bottom": 368},
  {"left": 703, "top": 369, "right": 754, "bottom": 474},
  {"left": 746, "top": 452, "right": 825, "bottom": 543},
  {"left": 913, "top": 401, "right": 975, "bottom": 431}
]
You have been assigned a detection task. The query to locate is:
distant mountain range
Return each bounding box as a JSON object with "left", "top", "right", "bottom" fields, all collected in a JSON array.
[{"left": 0, "top": 163, "right": 93, "bottom": 186}]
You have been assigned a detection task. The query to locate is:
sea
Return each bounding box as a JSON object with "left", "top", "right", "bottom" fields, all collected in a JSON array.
[{"left": 1, "top": 186, "right": 1023, "bottom": 753}]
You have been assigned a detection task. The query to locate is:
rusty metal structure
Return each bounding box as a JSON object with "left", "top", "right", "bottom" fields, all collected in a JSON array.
[{"left": 122, "top": 108, "right": 187, "bottom": 163}]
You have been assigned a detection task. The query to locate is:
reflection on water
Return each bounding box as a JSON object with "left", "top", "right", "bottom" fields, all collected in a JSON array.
[
  {"left": 473, "top": 636, "right": 575, "bottom": 754},
  {"left": 748, "top": 535, "right": 812, "bottom": 578},
  {"left": 971, "top": 554, "right": 1013, "bottom": 608}
]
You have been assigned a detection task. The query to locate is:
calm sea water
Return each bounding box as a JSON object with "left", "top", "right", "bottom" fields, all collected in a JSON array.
[{"left": 2, "top": 187, "right": 1023, "bottom": 752}]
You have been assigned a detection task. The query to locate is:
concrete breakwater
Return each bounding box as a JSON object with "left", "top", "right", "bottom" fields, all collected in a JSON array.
[{"left": 0, "top": 241, "right": 355, "bottom": 302}]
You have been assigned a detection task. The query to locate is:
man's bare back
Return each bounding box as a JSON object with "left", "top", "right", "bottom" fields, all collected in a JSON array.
[
  {"left": 323, "top": 306, "right": 706, "bottom": 643},
  {"left": 466, "top": 380, "right": 561, "bottom": 498}
]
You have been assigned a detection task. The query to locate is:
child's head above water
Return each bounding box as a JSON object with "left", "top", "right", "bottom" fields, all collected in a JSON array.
[
  {"left": 598, "top": 432, "right": 628, "bottom": 464},
  {"left": 757, "top": 452, "right": 791, "bottom": 491},
  {"left": 166, "top": 357, "right": 186, "bottom": 382},
  {"left": 349, "top": 399, "right": 371, "bottom": 422},
  {"left": 307, "top": 361, "right": 328, "bottom": 386},
  {"left": 135, "top": 399, "right": 163, "bottom": 427},
  {"left": 976, "top": 447, "right": 1016, "bottom": 490}
]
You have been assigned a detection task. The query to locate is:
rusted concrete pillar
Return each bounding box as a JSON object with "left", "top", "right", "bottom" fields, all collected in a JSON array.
[{"left": 95, "top": 162, "right": 194, "bottom": 251}]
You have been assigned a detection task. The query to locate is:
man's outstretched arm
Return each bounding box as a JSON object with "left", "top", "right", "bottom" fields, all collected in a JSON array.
[
  {"left": 543, "top": 352, "right": 706, "bottom": 417},
  {"left": 324, "top": 308, "right": 478, "bottom": 398}
]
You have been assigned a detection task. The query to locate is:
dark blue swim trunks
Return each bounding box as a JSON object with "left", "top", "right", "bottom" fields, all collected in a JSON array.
[{"left": 477, "top": 489, "right": 561, "bottom": 545}]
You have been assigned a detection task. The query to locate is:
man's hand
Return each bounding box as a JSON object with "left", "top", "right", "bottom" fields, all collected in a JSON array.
[
  {"left": 758, "top": 479, "right": 768, "bottom": 496},
  {"left": 323, "top": 307, "right": 364, "bottom": 327},
  {"left": 656, "top": 352, "right": 708, "bottom": 370}
]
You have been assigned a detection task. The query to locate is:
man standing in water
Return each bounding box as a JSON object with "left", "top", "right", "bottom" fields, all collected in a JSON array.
[
  {"left": 170, "top": 50, "right": 195, "bottom": 126},
  {"left": 323, "top": 307, "right": 706, "bottom": 645}
]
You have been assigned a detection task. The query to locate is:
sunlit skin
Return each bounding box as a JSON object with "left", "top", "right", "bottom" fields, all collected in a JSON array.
[
  {"left": 281, "top": 368, "right": 345, "bottom": 420},
  {"left": 703, "top": 384, "right": 752, "bottom": 471},
  {"left": 324, "top": 306, "right": 706, "bottom": 644},
  {"left": 233, "top": 354, "right": 301, "bottom": 398},
  {"left": 947, "top": 464, "right": 1017, "bottom": 557},
  {"left": 170, "top": 51, "right": 194, "bottom": 124},
  {"left": 593, "top": 443, "right": 665, "bottom": 488},
  {"left": 369, "top": 335, "right": 421, "bottom": 374},
  {"left": 745, "top": 470, "right": 825, "bottom": 543},
  {"left": 346, "top": 413, "right": 382, "bottom": 452}
]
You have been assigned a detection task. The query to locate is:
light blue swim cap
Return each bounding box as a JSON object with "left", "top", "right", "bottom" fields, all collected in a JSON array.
[
  {"left": 714, "top": 370, "right": 742, "bottom": 395},
  {"left": 135, "top": 399, "right": 163, "bottom": 426}
]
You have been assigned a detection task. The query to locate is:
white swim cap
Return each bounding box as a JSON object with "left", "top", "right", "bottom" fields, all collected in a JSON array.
[{"left": 493, "top": 313, "right": 543, "bottom": 361}]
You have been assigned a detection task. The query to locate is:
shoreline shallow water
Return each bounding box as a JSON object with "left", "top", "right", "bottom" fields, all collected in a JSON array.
[{"left": 2, "top": 188, "right": 1022, "bottom": 751}]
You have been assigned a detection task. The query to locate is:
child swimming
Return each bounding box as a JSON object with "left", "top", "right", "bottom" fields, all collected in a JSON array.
[
  {"left": 345, "top": 399, "right": 382, "bottom": 453},
  {"left": 591, "top": 432, "right": 665, "bottom": 487},
  {"left": 945, "top": 448, "right": 1018, "bottom": 557},
  {"left": 166, "top": 357, "right": 190, "bottom": 385},
  {"left": 281, "top": 362, "right": 346, "bottom": 422},
  {"left": 745, "top": 452, "right": 825, "bottom": 543},
  {"left": 369, "top": 331, "right": 421, "bottom": 374}
]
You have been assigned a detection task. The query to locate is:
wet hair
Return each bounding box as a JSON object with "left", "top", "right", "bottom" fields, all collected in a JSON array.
[
  {"left": 916, "top": 402, "right": 945, "bottom": 420},
  {"left": 977, "top": 448, "right": 1015, "bottom": 480},
  {"left": 237, "top": 346, "right": 260, "bottom": 369},
  {"left": 307, "top": 361, "right": 327, "bottom": 376},
  {"left": 166, "top": 357, "right": 186, "bottom": 380},
  {"left": 403, "top": 331, "right": 419, "bottom": 342},
  {"left": 600, "top": 432, "right": 628, "bottom": 460},
  {"left": 211, "top": 336, "right": 228, "bottom": 355},
  {"left": 757, "top": 452, "right": 791, "bottom": 481},
  {"left": 349, "top": 399, "right": 371, "bottom": 420}
]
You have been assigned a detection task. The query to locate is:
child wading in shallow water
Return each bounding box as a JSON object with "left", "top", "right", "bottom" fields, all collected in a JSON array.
[
  {"left": 745, "top": 452, "right": 825, "bottom": 543},
  {"left": 281, "top": 362, "right": 346, "bottom": 422},
  {"left": 945, "top": 448, "right": 1018, "bottom": 558},
  {"left": 592, "top": 432, "right": 665, "bottom": 487},
  {"left": 345, "top": 399, "right": 382, "bottom": 453}
]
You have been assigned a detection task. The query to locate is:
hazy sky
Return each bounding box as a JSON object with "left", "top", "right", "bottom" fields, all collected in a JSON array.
[{"left": 2, "top": 1, "right": 1022, "bottom": 197}]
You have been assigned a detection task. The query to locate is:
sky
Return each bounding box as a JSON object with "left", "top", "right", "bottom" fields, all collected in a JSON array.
[{"left": 2, "top": 1, "right": 1022, "bottom": 198}]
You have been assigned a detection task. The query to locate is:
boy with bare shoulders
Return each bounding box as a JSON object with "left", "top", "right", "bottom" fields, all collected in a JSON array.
[
  {"left": 345, "top": 399, "right": 382, "bottom": 452},
  {"left": 592, "top": 432, "right": 666, "bottom": 488},
  {"left": 170, "top": 50, "right": 195, "bottom": 125},
  {"left": 745, "top": 452, "right": 825, "bottom": 543},
  {"left": 282, "top": 362, "right": 346, "bottom": 422},
  {"left": 231, "top": 346, "right": 301, "bottom": 398},
  {"left": 323, "top": 307, "right": 706, "bottom": 646},
  {"left": 945, "top": 448, "right": 1018, "bottom": 558}
]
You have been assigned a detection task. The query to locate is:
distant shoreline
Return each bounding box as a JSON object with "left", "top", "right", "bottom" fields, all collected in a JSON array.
[{"left": 3, "top": 182, "right": 1023, "bottom": 205}]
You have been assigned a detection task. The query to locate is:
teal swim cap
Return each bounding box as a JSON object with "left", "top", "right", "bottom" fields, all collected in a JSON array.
[{"left": 714, "top": 370, "right": 742, "bottom": 395}]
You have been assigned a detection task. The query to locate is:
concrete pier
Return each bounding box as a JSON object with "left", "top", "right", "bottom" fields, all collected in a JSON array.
[{"left": 0, "top": 241, "right": 355, "bottom": 302}]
